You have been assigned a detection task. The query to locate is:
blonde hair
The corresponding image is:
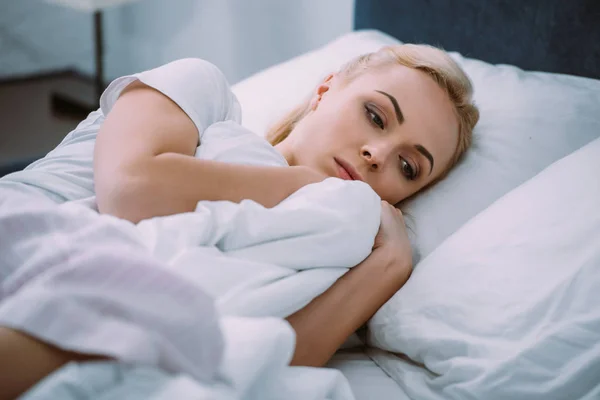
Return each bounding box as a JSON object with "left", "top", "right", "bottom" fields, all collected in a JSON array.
[{"left": 266, "top": 44, "right": 480, "bottom": 180}]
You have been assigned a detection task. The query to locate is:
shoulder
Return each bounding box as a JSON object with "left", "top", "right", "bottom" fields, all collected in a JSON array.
[
  {"left": 131, "top": 58, "right": 235, "bottom": 105},
  {"left": 101, "top": 58, "right": 242, "bottom": 132},
  {"left": 142, "top": 58, "right": 229, "bottom": 85}
]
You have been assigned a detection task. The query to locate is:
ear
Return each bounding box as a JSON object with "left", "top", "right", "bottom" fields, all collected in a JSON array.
[{"left": 309, "top": 73, "right": 335, "bottom": 111}]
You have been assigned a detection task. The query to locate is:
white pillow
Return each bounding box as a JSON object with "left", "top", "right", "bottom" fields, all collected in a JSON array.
[
  {"left": 231, "top": 30, "right": 600, "bottom": 262},
  {"left": 367, "top": 136, "right": 600, "bottom": 400},
  {"left": 232, "top": 30, "right": 400, "bottom": 136}
]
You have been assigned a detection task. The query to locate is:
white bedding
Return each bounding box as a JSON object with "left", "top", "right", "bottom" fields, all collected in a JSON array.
[
  {"left": 19, "top": 317, "right": 358, "bottom": 400},
  {"left": 0, "top": 117, "right": 380, "bottom": 399},
  {"left": 136, "top": 176, "right": 379, "bottom": 318},
  {"left": 133, "top": 118, "right": 381, "bottom": 319},
  {"left": 0, "top": 180, "right": 377, "bottom": 399},
  {"left": 368, "top": 137, "right": 600, "bottom": 399},
  {"left": 19, "top": 347, "right": 405, "bottom": 400},
  {"left": 327, "top": 349, "right": 410, "bottom": 400}
]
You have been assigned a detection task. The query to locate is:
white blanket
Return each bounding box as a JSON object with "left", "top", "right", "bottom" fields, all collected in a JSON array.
[
  {"left": 0, "top": 169, "right": 379, "bottom": 398},
  {"left": 136, "top": 176, "right": 380, "bottom": 318},
  {"left": 134, "top": 119, "right": 380, "bottom": 317},
  {"left": 19, "top": 317, "right": 356, "bottom": 400}
]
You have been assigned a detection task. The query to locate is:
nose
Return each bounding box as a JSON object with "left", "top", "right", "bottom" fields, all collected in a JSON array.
[{"left": 361, "top": 144, "right": 391, "bottom": 171}]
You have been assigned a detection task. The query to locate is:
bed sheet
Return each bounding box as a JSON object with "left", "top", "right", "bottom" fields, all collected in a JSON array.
[{"left": 327, "top": 349, "right": 409, "bottom": 400}]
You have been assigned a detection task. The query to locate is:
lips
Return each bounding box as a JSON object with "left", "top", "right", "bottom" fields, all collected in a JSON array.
[{"left": 334, "top": 157, "right": 364, "bottom": 182}]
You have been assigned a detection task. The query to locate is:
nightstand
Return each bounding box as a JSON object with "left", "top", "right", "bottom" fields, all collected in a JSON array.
[{"left": 43, "top": 0, "right": 144, "bottom": 119}]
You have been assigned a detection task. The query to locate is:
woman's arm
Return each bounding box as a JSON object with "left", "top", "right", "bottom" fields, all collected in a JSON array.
[
  {"left": 0, "top": 327, "right": 109, "bottom": 400},
  {"left": 95, "top": 82, "right": 323, "bottom": 223},
  {"left": 287, "top": 246, "right": 408, "bottom": 367},
  {"left": 286, "top": 201, "right": 413, "bottom": 367}
]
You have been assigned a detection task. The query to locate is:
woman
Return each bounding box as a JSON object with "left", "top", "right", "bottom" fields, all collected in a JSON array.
[{"left": 0, "top": 44, "right": 478, "bottom": 398}]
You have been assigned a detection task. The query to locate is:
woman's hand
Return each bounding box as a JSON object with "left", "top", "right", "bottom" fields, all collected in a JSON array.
[
  {"left": 287, "top": 201, "right": 414, "bottom": 367},
  {"left": 371, "top": 201, "right": 413, "bottom": 285}
]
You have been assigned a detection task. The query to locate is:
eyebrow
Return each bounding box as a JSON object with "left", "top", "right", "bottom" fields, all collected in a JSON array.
[
  {"left": 375, "top": 90, "right": 404, "bottom": 124},
  {"left": 415, "top": 144, "right": 434, "bottom": 175},
  {"left": 374, "top": 90, "right": 434, "bottom": 175}
]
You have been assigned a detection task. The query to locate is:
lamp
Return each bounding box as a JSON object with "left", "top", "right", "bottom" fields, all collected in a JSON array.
[{"left": 43, "top": 0, "right": 144, "bottom": 117}]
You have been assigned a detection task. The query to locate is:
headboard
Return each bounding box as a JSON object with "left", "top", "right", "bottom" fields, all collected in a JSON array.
[{"left": 354, "top": 0, "right": 600, "bottom": 80}]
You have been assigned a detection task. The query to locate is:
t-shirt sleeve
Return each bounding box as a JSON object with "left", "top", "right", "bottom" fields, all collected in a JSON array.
[{"left": 100, "top": 58, "right": 242, "bottom": 140}]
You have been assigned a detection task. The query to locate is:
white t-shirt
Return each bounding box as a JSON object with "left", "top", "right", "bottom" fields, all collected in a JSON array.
[{"left": 0, "top": 58, "right": 286, "bottom": 203}]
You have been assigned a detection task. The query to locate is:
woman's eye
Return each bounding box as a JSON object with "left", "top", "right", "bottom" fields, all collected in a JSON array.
[
  {"left": 365, "top": 106, "right": 384, "bottom": 130},
  {"left": 400, "top": 158, "right": 417, "bottom": 180}
]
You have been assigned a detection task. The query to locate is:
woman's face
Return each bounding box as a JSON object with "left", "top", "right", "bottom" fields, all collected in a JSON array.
[{"left": 277, "top": 65, "right": 459, "bottom": 204}]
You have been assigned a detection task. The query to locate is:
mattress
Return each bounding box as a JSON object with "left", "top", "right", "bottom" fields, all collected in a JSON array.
[{"left": 327, "top": 348, "right": 409, "bottom": 400}]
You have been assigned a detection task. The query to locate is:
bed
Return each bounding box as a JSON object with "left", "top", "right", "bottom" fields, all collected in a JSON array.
[
  {"left": 232, "top": 1, "right": 600, "bottom": 399},
  {"left": 4, "top": 1, "right": 600, "bottom": 399}
]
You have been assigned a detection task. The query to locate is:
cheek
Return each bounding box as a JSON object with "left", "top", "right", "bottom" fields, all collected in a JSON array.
[
  {"left": 321, "top": 100, "right": 364, "bottom": 136},
  {"left": 309, "top": 112, "right": 358, "bottom": 148},
  {"left": 371, "top": 173, "right": 406, "bottom": 204}
]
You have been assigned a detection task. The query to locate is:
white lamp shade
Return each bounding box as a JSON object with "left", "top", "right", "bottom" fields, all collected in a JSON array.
[{"left": 45, "top": 0, "right": 143, "bottom": 12}]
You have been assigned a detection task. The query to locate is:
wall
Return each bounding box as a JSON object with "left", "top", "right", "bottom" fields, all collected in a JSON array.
[{"left": 0, "top": 0, "right": 354, "bottom": 84}]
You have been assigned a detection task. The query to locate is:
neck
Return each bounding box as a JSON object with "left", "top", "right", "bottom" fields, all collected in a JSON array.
[{"left": 274, "top": 141, "right": 296, "bottom": 166}]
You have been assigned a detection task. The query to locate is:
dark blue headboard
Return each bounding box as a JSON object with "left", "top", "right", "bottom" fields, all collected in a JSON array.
[{"left": 355, "top": 0, "right": 600, "bottom": 80}]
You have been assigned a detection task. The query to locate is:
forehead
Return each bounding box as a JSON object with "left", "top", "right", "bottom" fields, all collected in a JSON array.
[{"left": 344, "top": 65, "right": 459, "bottom": 174}]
